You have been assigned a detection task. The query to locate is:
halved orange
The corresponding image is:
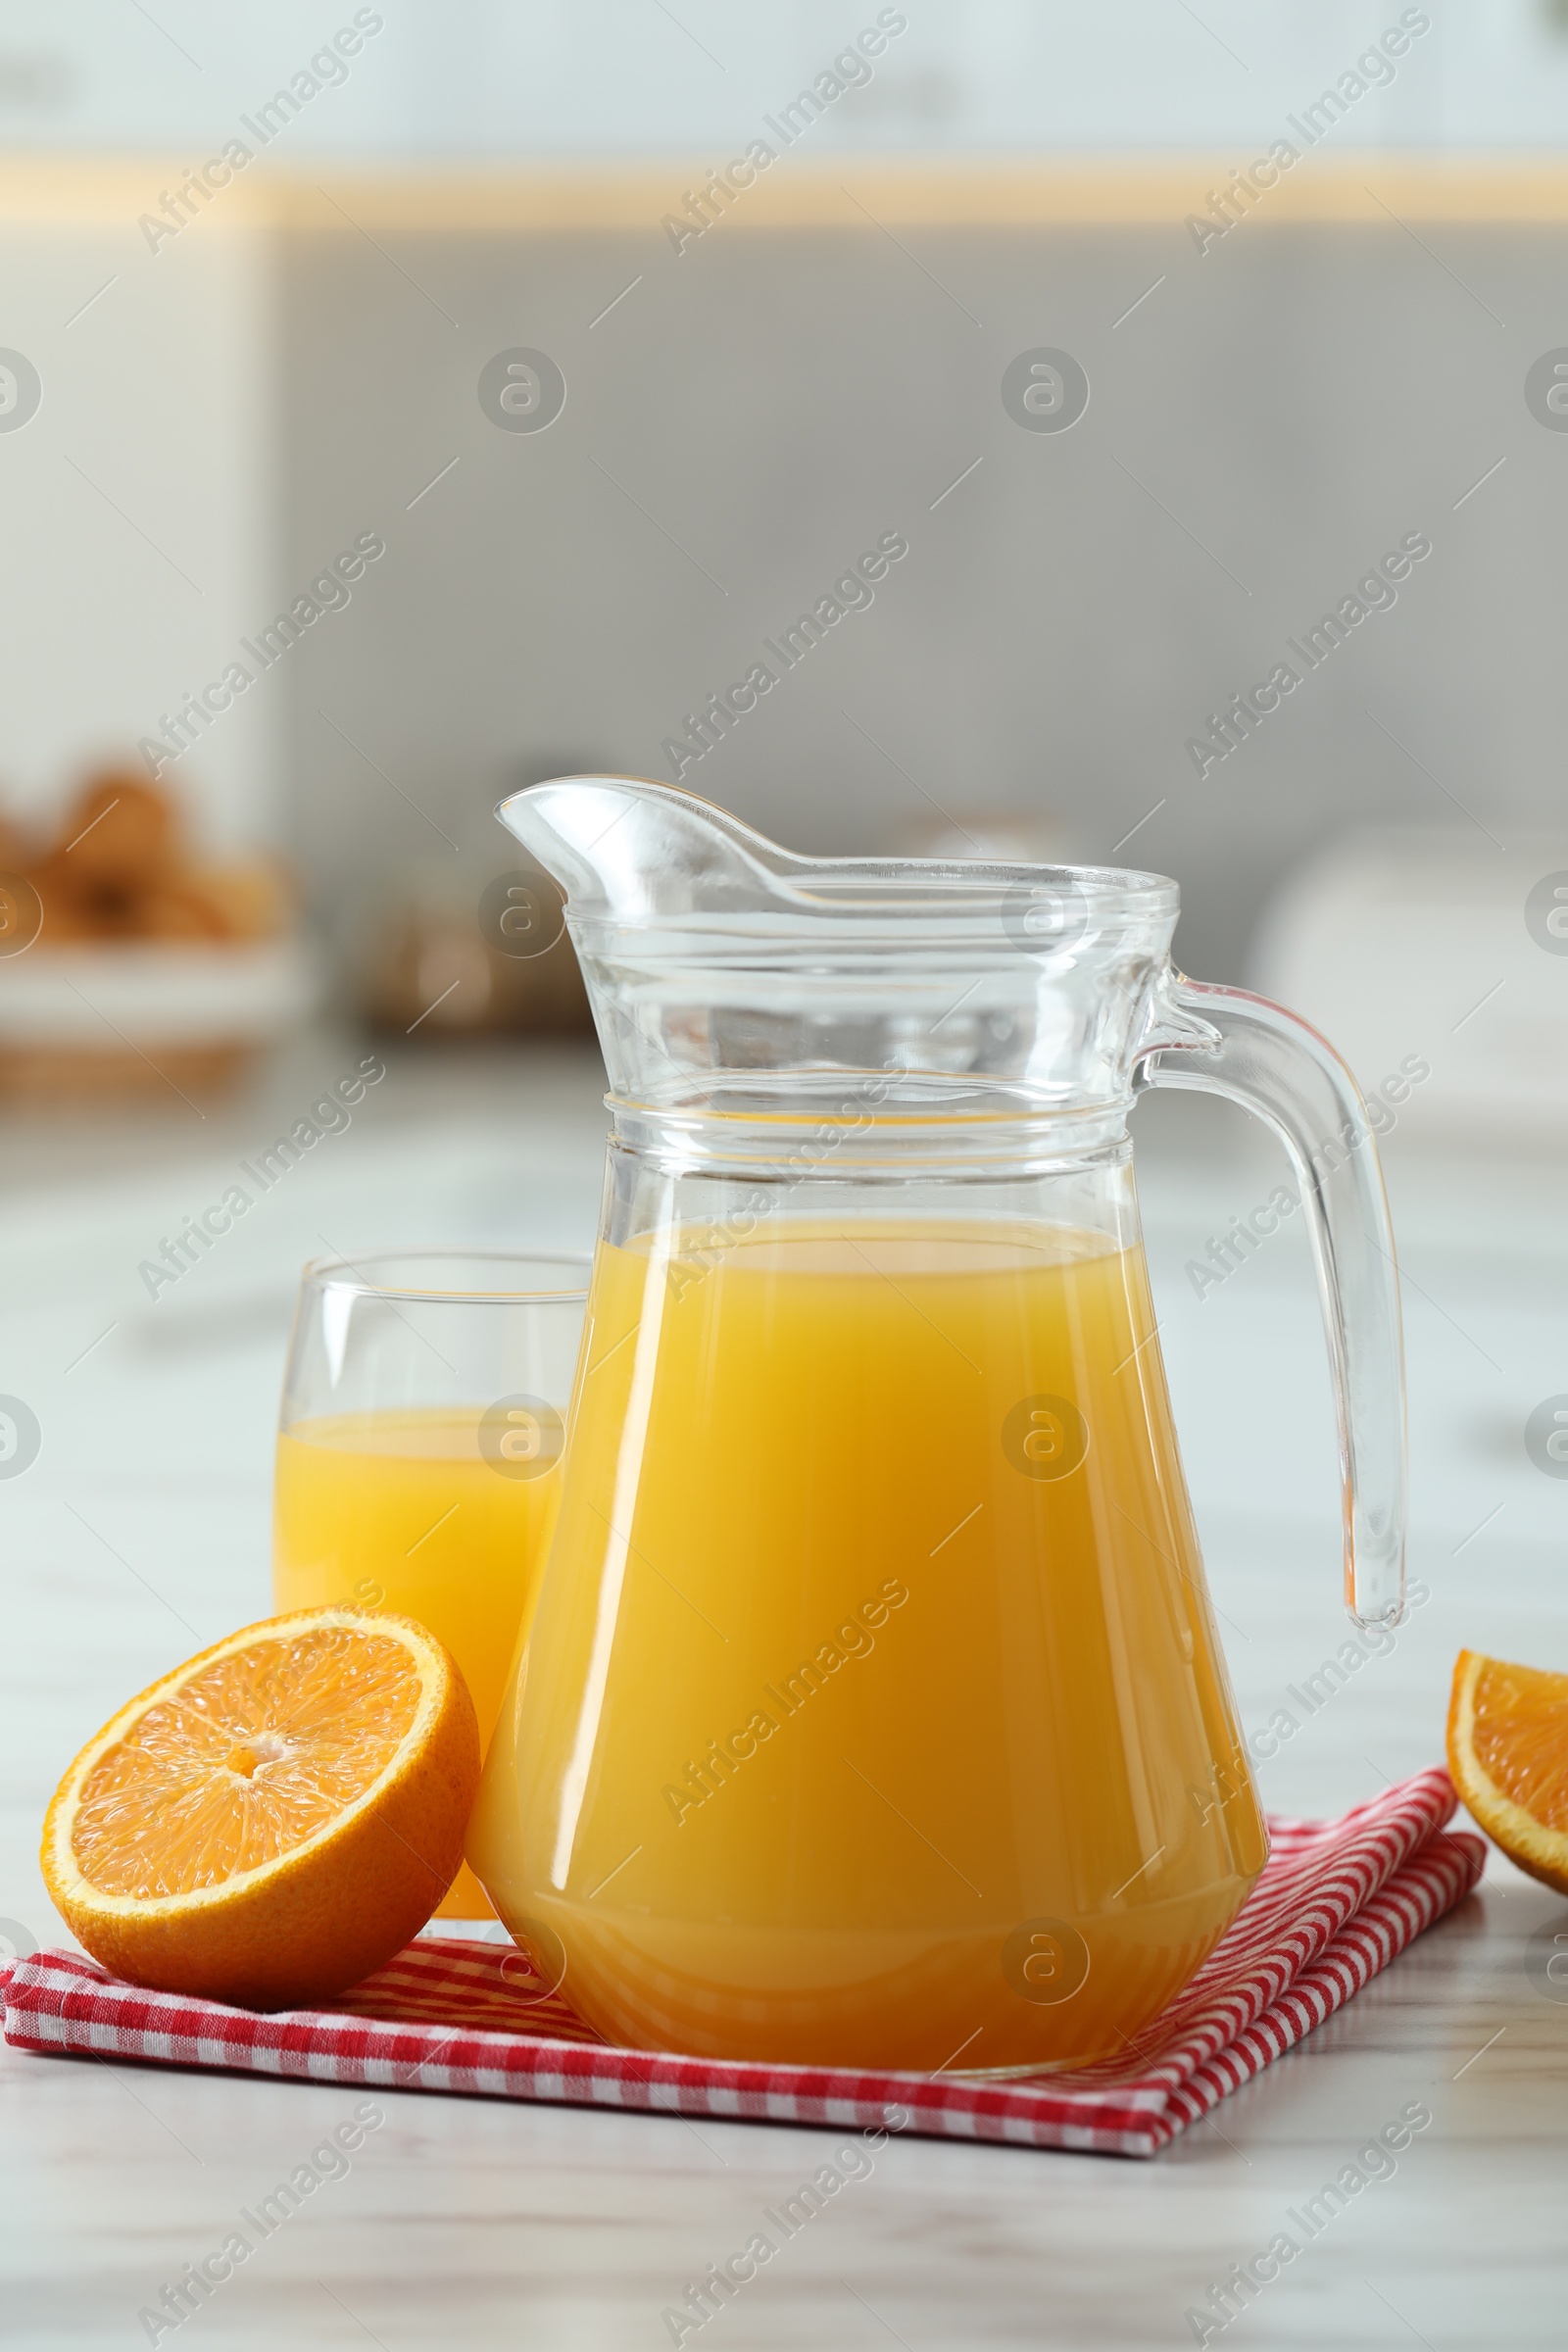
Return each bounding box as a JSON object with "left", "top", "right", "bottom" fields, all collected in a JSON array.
[
  {"left": 42, "top": 1606, "right": 479, "bottom": 2009},
  {"left": 1447, "top": 1648, "right": 1568, "bottom": 1894}
]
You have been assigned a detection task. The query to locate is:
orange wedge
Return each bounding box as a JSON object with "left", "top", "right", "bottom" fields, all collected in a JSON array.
[
  {"left": 1447, "top": 1648, "right": 1568, "bottom": 1894},
  {"left": 42, "top": 1607, "right": 479, "bottom": 2009}
]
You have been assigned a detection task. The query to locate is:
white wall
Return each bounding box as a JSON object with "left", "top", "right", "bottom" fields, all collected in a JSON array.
[{"left": 0, "top": 215, "right": 280, "bottom": 849}]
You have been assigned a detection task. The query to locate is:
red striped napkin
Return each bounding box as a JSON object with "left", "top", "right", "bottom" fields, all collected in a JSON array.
[{"left": 2, "top": 1767, "right": 1481, "bottom": 2158}]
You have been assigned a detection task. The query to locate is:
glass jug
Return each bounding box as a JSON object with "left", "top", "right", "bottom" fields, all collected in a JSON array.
[{"left": 466, "top": 779, "right": 1405, "bottom": 2075}]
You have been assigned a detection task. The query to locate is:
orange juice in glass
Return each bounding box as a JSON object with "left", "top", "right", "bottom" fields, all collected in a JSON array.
[{"left": 272, "top": 1250, "right": 588, "bottom": 1919}]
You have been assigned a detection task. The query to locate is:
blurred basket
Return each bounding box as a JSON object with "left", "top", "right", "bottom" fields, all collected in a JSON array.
[
  {"left": 0, "top": 937, "right": 320, "bottom": 1103},
  {"left": 0, "top": 767, "right": 316, "bottom": 1105}
]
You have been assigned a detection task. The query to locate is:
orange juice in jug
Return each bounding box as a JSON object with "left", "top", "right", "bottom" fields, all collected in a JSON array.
[{"left": 469, "top": 1219, "right": 1268, "bottom": 2070}]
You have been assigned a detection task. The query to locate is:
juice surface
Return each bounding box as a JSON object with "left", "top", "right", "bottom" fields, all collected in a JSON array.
[
  {"left": 273, "top": 1405, "right": 561, "bottom": 1918},
  {"left": 469, "top": 1220, "right": 1266, "bottom": 2069}
]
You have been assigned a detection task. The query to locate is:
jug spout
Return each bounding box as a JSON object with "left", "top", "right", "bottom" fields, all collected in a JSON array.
[{"left": 496, "top": 777, "right": 783, "bottom": 924}]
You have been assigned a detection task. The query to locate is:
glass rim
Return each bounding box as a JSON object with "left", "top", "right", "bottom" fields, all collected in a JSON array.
[{"left": 301, "top": 1247, "right": 592, "bottom": 1304}]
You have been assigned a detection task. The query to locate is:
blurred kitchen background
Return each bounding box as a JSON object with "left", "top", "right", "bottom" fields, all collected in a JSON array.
[{"left": 1, "top": 3, "right": 1566, "bottom": 1840}]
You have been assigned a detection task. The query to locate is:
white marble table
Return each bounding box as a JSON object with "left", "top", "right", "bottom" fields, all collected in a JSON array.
[{"left": 3, "top": 1040, "right": 1565, "bottom": 2349}]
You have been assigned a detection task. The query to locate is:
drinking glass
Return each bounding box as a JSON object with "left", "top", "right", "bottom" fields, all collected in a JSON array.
[{"left": 273, "top": 1248, "right": 589, "bottom": 1920}]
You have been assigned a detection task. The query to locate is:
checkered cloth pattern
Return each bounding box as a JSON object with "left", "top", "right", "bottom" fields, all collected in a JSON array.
[{"left": 2, "top": 1766, "right": 1481, "bottom": 2157}]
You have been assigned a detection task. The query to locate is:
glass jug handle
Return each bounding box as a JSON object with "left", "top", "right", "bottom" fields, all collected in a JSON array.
[{"left": 1136, "top": 971, "right": 1407, "bottom": 1630}]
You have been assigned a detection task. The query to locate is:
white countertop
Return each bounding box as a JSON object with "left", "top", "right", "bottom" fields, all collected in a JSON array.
[{"left": 3, "top": 1037, "right": 1565, "bottom": 2348}]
